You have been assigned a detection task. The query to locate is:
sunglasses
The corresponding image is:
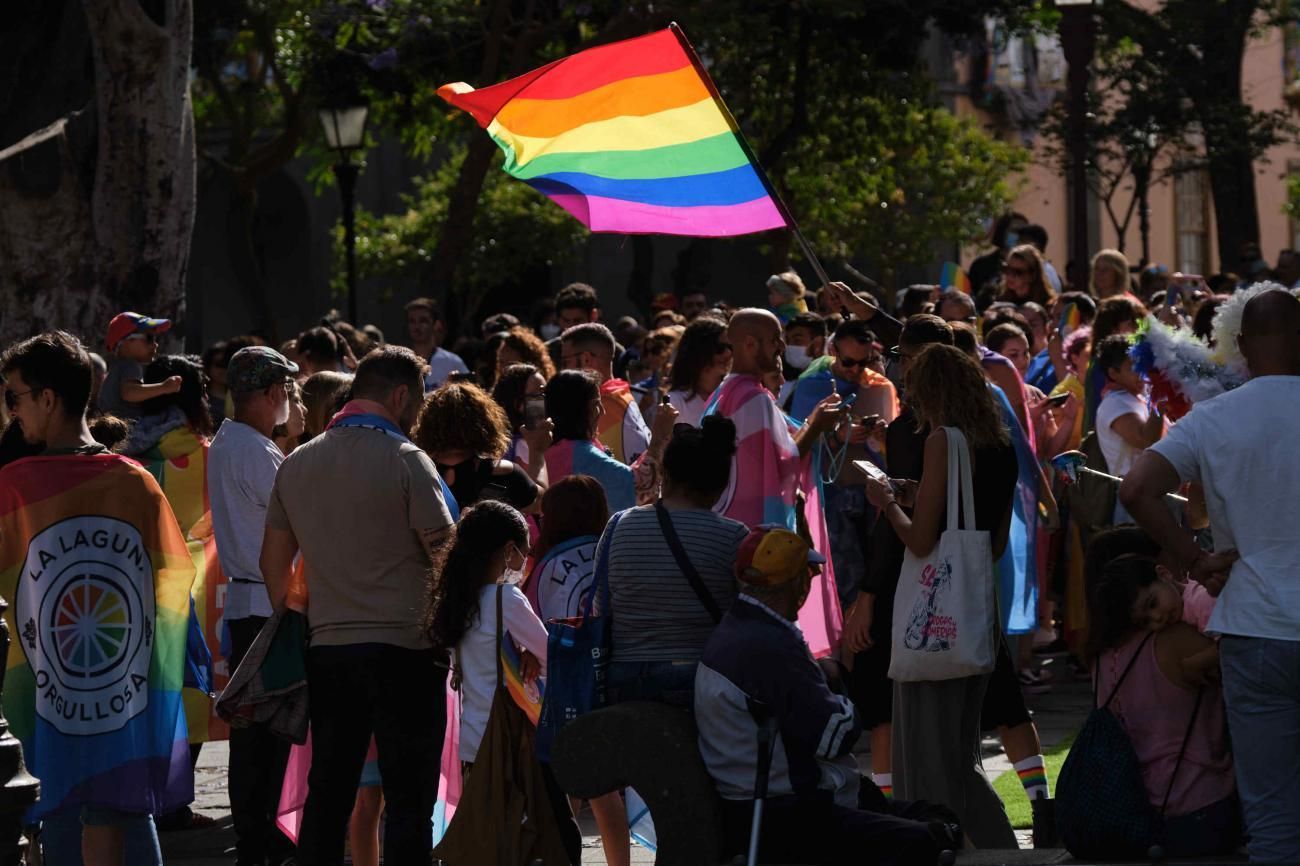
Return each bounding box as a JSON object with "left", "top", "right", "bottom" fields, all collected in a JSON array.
[
  {"left": 124, "top": 333, "right": 159, "bottom": 345},
  {"left": 837, "top": 356, "right": 871, "bottom": 369},
  {"left": 4, "top": 387, "right": 41, "bottom": 411}
]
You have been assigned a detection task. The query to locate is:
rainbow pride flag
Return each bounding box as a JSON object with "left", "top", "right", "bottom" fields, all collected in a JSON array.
[
  {"left": 0, "top": 453, "right": 194, "bottom": 819},
  {"left": 500, "top": 629, "right": 544, "bottom": 726},
  {"left": 940, "top": 262, "right": 972, "bottom": 294},
  {"left": 438, "top": 26, "right": 790, "bottom": 237},
  {"left": 140, "top": 425, "right": 230, "bottom": 743}
]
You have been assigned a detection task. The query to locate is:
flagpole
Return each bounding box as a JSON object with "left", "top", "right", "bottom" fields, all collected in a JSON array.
[{"left": 668, "top": 22, "right": 901, "bottom": 329}]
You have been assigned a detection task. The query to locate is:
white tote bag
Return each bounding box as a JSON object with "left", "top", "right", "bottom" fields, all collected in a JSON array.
[{"left": 888, "top": 427, "right": 998, "bottom": 682}]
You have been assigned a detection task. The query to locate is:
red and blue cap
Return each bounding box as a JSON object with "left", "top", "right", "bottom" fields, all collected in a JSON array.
[{"left": 107, "top": 312, "right": 171, "bottom": 351}]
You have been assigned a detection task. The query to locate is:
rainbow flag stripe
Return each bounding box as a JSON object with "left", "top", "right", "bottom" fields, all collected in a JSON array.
[
  {"left": 500, "top": 630, "right": 545, "bottom": 727},
  {"left": 438, "top": 26, "right": 790, "bottom": 237},
  {"left": 141, "top": 426, "right": 230, "bottom": 743},
  {"left": 940, "top": 262, "right": 972, "bottom": 294},
  {"left": 0, "top": 454, "right": 194, "bottom": 819}
]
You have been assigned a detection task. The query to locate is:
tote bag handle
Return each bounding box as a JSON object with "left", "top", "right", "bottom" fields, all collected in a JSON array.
[{"left": 943, "top": 427, "right": 977, "bottom": 533}]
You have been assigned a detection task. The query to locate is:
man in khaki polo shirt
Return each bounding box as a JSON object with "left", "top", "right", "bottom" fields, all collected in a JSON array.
[{"left": 260, "top": 346, "right": 454, "bottom": 866}]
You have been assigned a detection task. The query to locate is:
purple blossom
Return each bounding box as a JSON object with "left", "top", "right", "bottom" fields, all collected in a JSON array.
[
  {"left": 366, "top": 0, "right": 391, "bottom": 11},
  {"left": 369, "top": 47, "right": 399, "bottom": 70}
]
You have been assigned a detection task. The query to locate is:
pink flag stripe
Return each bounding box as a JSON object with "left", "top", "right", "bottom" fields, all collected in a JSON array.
[{"left": 548, "top": 193, "right": 786, "bottom": 236}]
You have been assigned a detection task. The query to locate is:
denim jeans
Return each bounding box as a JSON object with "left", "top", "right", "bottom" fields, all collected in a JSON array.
[
  {"left": 297, "top": 643, "right": 447, "bottom": 866},
  {"left": 41, "top": 808, "right": 161, "bottom": 866},
  {"left": 606, "top": 659, "right": 697, "bottom": 708},
  {"left": 1219, "top": 635, "right": 1300, "bottom": 862}
]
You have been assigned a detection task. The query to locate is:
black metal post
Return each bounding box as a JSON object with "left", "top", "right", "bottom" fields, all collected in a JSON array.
[
  {"left": 335, "top": 161, "right": 361, "bottom": 325},
  {"left": 1059, "top": 4, "right": 1096, "bottom": 278},
  {"left": 0, "top": 598, "right": 38, "bottom": 865}
]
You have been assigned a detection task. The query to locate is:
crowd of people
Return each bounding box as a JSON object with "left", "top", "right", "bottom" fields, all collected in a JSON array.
[{"left": 1, "top": 212, "right": 1298, "bottom": 866}]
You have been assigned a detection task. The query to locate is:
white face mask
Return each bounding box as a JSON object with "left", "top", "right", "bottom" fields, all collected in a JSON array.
[
  {"left": 502, "top": 544, "right": 526, "bottom": 585},
  {"left": 784, "top": 344, "right": 811, "bottom": 370},
  {"left": 539, "top": 323, "right": 562, "bottom": 341}
]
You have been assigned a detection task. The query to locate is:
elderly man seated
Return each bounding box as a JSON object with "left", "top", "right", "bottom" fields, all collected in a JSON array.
[{"left": 694, "top": 527, "right": 960, "bottom": 865}]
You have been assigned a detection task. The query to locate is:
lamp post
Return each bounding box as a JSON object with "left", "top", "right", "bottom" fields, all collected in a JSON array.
[
  {"left": 1057, "top": 0, "right": 1098, "bottom": 281},
  {"left": 318, "top": 103, "right": 369, "bottom": 325}
]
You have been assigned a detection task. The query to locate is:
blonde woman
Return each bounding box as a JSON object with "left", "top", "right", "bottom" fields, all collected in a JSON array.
[
  {"left": 862, "top": 344, "right": 1019, "bottom": 848},
  {"left": 1090, "top": 249, "right": 1131, "bottom": 299}
]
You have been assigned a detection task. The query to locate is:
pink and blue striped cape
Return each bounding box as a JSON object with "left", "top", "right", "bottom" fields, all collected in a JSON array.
[
  {"left": 543, "top": 439, "right": 637, "bottom": 513},
  {"left": 702, "top": 374, "right": 842, "bottom": 657}
]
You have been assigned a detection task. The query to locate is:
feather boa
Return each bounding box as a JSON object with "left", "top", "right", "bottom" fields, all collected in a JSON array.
[{"left": 1126, "top": 281, "right": 1300, "bottom": 420}]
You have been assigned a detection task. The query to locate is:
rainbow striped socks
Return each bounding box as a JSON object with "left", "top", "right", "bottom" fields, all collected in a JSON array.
[
  {"left": 873, "top": 773, "right": 893, "bottom": 800},
  {"left": 1014, "top": 756, "right": 1050, "bottom": 801}
]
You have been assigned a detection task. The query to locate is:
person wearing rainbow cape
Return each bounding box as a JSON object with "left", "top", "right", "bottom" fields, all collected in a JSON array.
[
  {"left": 702, "top": 308, "right": 847, "bottom": 658},
  {"left": 0, "top": 331, "right": 194, "bottom": 866}
]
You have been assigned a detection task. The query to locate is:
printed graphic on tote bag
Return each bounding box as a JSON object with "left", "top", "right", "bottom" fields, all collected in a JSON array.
[{"left": 902, "top": 561, "right": 956, "bottom": 652}]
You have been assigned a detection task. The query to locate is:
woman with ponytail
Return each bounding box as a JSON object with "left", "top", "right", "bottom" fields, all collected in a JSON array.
[
  {"left": 600, "top": 416, "right": 748, "bottom": 706},
  {"left": 425, "top": 500, "right": 582, "bottom": 862}
]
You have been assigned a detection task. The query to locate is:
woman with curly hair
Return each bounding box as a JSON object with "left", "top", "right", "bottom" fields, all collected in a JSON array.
[
  {"left": 490, "top": 363, "right": 553, "bottom": 480},
  {"left": 862, "top": 343, "right": 1019, "bottom": 848},
  {"left": 412, "top": 380, "right": 540, "bottom": 512},
  {"left": 495, "top": 326, "right": 556, "bottom": 383}
]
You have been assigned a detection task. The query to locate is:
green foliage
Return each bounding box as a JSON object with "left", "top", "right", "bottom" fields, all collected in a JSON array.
[
  {"left": 1285, "top": 173, "right": 1300, "bottom": 220},
  {"left": 337, "top": 146, "right": 588, "bottom": 301},
  {"left": 781, "top": 90, "right": 1028, "bottom": 285}
]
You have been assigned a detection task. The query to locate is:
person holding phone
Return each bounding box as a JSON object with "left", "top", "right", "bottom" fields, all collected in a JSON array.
[{"left": 788, "top": 318, "right": 895, "bottom": 611}]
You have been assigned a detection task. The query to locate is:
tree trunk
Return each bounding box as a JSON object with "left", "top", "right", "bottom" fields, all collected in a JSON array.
[
  {"left": 0, "top": 0, "right": 194, "bottom": 346},
  {"left": 1203, "top": 131, "right": 1260, "bottom": 271}
]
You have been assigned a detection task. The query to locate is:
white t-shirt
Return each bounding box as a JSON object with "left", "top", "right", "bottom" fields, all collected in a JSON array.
[
  {"left": 452, "top": 584, "right": 549, "bottom": 763},
  {"left": 423, "top": 347, "right": 469, "bottom": 391},
  {"left": 666, "top": 389, "right": 708, "bottom": 428},
  {"left": 1152, "top": 376, "right": 1300, "bottom": 640},
  {"left": 208, "top": 420, "right": 284, "bottom": 620},
  {"left": 1096, "top": 389, "right": 1148, "bottom": 523}
]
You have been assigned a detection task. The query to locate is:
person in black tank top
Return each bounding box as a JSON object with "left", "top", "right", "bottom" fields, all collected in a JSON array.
[{"left": 862, "top": 343, "right": 1020, "bottom": 848}]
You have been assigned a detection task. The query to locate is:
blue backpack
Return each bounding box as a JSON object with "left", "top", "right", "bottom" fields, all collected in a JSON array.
[{"left": 1056, "top": 633, "right": 1203, "bottom": 858}]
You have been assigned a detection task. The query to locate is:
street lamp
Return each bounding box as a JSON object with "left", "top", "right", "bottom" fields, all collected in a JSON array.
[
  {"left": 1057, "top": 0, "right": 1099, "bottom": 284},
  {"left": 318, "top": 103, "right": 369, "bottom": 325}
]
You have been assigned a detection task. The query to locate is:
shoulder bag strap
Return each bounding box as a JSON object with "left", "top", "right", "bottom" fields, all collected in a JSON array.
[
  {"left": 943, "top": 427, "right": 977, "bottom": 532},
  {"left": 1160, "top": 686, "right": 1206, "bottom": 815},
  {"left": 1100, "top": 632, "right": 1155, "bottom": 709},
  {"left": 654, "top": 501, "right": 723, "bottom": 624},
  {"left": 494, "top": 584, "right": 505, "bottom": 692}
]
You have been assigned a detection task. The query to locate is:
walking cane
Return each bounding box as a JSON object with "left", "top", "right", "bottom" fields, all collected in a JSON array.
[{"left": 745, "top": 697, "right": 779, "bottom": 866}]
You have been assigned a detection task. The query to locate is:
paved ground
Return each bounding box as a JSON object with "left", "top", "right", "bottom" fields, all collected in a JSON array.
[{"left": 157, "top": 661, "right": 1093, "bottom": 865}]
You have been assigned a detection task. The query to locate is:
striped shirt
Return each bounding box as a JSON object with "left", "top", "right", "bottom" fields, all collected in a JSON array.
[{"left": 601, "top": 505, "right": 747, "bottom": 663}]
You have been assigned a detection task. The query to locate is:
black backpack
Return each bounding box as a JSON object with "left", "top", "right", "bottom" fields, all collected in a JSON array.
[{"left": 1056, "top": 634, "right": 1203, "bottom": 859}]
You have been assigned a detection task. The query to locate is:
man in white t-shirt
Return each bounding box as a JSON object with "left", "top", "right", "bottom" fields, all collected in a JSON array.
[
  {"left": 405, "top": 297, "right": 467, "bottom": 390},
  {"left": 1093, "top": 334, "right": 1163, "bottom": 522},
  {"left": 1120, "top": 287, "right": 1300, "bottom": 863},
  {"left": 207, "top": 346, "right": 298, "bottom": 866}
]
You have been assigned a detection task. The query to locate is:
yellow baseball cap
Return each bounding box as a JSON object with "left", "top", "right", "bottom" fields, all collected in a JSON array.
[{"left": 735, "top": 526, "right": 827, "bottom": 587}]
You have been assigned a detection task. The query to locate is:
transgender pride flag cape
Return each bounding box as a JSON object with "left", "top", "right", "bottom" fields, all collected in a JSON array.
[
  {"left": 544, "top": 439, "right": 637, "bottom": 512},
  {"left": 0, "top": 453, "right": 194, "bottom": 819},
  {"left": 703, "top": 374, "right": 842, "bottom": 657}
]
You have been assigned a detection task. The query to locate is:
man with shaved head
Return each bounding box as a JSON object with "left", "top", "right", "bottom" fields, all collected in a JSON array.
[
  {"left": 703, "top": 308, "right": 845, "bottom": 529},
  {"left": 1120, "top": 286, "right": 1300, "bottom": 862}
]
